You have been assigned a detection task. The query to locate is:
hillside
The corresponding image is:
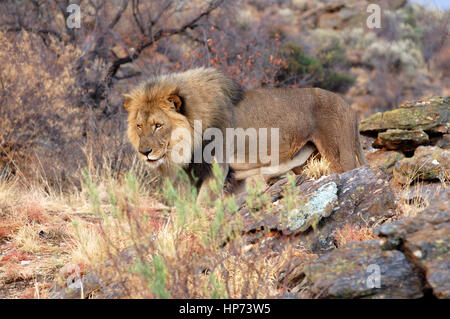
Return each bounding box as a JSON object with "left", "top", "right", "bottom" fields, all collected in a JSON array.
[{"left": 0, "top": 0, "right": 448, "bottom": 299}]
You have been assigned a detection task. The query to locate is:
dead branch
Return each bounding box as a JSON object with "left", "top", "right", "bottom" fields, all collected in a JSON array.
[{"left": 104, "top": 0, "right": 224, "bottom": 88}]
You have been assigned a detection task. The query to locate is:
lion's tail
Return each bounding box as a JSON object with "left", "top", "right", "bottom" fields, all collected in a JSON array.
[{"left": 355, "top": 115, "right": 368, "bottom": 166}]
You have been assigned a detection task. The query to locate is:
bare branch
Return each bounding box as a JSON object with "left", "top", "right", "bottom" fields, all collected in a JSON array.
[
  {"left": 150, "top": 0, "right": 173, "bottom": 29},
  {"left": 104, "top": 0, "right": 224, "bottom": 88},
  {"left": 131, "top": 0, "right": 146, "bottom": 35},
  {"left": 108, "top": 0, "right": 130, "bottom": 30}
]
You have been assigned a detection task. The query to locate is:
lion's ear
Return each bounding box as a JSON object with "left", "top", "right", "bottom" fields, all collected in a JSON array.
[
  {"left": 168, "top": 94, "right": 183, "bottom": 113},
  {"left": 123, "top": 94, "right": 132, "bottom": 112}
]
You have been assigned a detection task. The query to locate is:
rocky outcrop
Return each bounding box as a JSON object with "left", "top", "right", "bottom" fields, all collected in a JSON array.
[
  {"left": 237, "top": 159, "right": 449, "bottom": 299},
  {"left": 360, "top": 97, "right": 449, "bottom": 180},
  {"left": 375, "top": 188, "right": 450, "bottom": 298},
  {"left": 240, "top": 166, "right": 396, "bottom": 252},
  {"left": 287, "top": 240, "right": 423, "bottom": 298},
  {"left": 360, "top": 97, "right": 449, "bottom": 138},
  {"left": 373, "top": 129, "right": 429, "bottom": 152},
  {"left": 279, "top": 188, "right": 449, "bottom": 299}
]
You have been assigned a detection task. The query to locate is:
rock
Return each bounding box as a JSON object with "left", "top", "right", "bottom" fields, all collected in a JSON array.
[
  {"left": 49, "top": 248, "right": 138, "bottom": 299},
  {"left": 240, "top": 166, "right": 396, "bottom": 252},
  {"left": 278, "top": 189, "right": 449, "bottom": 299},
  {"left": 285, "top": 181, "right": 339, "bottom": 234},
  {"left": 393, "top": 146, "right": 450, "bottom": 184},
  {"left": 373, "top": 129, "right": 429, "bottom": 152},
  {"left": 375, "top": 188, "right": 450, "bottom": 298},
  {"left": 291, "top": 240, "right": 423, "bottom": 298},
  {"left": 317, "top": 2, "right": 365, "bottom": 29},
  {"left": 435, "top": 134, "right": 450, "bottom": 149},
  {"left": 359, "top": 97, "right": 449, "bottom": 136},
  {"left": 49, "top": 272, "right": 103, "bottom": 299},
  {"left": 366, "top": 149, "right": 405, "bottom": 174}
]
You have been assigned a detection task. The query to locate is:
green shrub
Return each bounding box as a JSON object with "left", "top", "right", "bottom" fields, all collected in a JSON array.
[{"left": 277, "top": 42, "right": 354, "bottom": 92}]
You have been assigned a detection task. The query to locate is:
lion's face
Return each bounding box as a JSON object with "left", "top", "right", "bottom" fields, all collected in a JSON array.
[
  {"left": 124, "top": 88, "right": 193, "bottom": 169},
  {"left": 135, "top": 107, "right": 172, "bottom": 166}
]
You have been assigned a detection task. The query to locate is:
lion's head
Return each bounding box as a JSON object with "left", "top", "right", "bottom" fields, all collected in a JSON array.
[
  {"left": 124, "top": 86, "right": 192, "bottom": 169},
  {"left": 124, "top": 68, "right": 243, "bottom": 170}
]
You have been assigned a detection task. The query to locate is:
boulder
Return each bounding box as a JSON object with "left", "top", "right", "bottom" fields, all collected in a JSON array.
[
  {"left": 291, "top": 240, "right": 423, "bottom": 298},
  {"left": 375, "top": 188, "right": 450, "bottom": 298},
  {"left": 373, "top": 129, "right": 429, "bottom": 152},
  {"left": 359, "top": 97, "right": 449, "bottom": 136},
  {"left": 48, "top": 272, "right": 103, "bottom": 299},
  {"left": 279, "top": 189, "right": 449, "bottom": 299},
  {"left": 240, "top": 166, "right": 396, "bottom": 252},
  {"left": 49, "top": 248, "right": 138, "bottom": 299},
  {"left": 393, "top": 146, "right": 449, "bottom": 184}
]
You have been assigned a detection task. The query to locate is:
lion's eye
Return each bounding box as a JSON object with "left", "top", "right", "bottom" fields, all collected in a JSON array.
[
  {"left": 154, "top": 123, "right": 162, "bottom": 130},
  {"left": 137, "top": 124, "right": 143, "bottom": 130}
]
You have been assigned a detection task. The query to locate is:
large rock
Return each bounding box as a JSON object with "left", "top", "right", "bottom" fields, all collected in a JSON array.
[
  {"left": 393, "top": 146, "right": 450, "bottom": 184},
  {"left": 359, "top": 97, "right": 449, "bottom": 176},
  {"left": 240, "top": 166, "right": 396, "bottom": 252},
  {"left": 290, "top": 240, "right": 423, "bottom": 298},
  {"left": 279, "top": 189, "right": 449, "bottom": 299},
  {"left": 375, "top": 188, "right": 450, "bottom": 298},
  {"left": 373, "top": 129, "right": 429, "bottom": 152},
  {"left": 360, "top": 97, "right": 449, "bottom": 136},
  {"left": 366, "top": 149, "right": 405, "bottom": 174}
]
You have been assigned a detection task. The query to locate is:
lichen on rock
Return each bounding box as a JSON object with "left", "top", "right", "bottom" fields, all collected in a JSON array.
[
  {"left": 360, "top": 97, "right": 449, "bottom": 135},
  {"left": 286, "top": 181, "right": 338, "bottom": 233}
]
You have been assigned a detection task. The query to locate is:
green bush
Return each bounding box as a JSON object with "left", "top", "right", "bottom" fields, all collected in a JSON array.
[{"left": 277, "top": 42, "right": 354, "bottom": 92}]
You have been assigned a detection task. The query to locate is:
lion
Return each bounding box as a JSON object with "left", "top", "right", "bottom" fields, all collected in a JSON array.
[{"left": 123, "top": 67, "right": 366, "bottom": 199}]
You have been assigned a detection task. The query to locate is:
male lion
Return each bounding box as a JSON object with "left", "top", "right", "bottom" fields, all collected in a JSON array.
[{"left": 123, "top": 67, "right": 366, "bottom": 198}]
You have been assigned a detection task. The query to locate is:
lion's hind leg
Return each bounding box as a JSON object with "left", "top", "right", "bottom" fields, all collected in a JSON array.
[{"left": 313, "top": 129, "right": 357, "bottom": 173}]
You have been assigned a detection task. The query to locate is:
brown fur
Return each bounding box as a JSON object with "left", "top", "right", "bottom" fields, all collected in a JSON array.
[
  {"left": 124, "top": 68, "right": 243, "bottom": 190},
  {"left": 123, "top": 67, "right": 366, "bottom": 196},
  {"left": 231, "top": 87, "right": 367, "bottom": 176}
]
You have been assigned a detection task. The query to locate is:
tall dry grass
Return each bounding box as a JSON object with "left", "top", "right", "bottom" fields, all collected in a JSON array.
[{"left": 65, "top": 163, "right": 309, "bottom": 298}]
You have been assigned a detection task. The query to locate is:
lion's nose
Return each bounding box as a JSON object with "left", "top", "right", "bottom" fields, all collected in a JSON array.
[{"left": 140, "top": 149, "right": 152, "bottom": 157}]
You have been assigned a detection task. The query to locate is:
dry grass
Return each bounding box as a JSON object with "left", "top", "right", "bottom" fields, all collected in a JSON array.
[
  {"left": 394, "top": 158, "right": 448, "bottom": 218},
  {"left": 46, "top": 164, "right": 309, "bottom": 299},
  {"left": 0, "top": 31, "right": 84, "bottom": 181},
  {"left": 302, "top": 155, "right": 331, "bottom": 179},
  {"left": 397, "top": 181, "right": 448, "bottom": 218},
  {"left": 0, "top": 148, "right": 446, "bottom": 298},
  {"left": 335, "top": 224, "right": 377, "bottom": 247}
]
